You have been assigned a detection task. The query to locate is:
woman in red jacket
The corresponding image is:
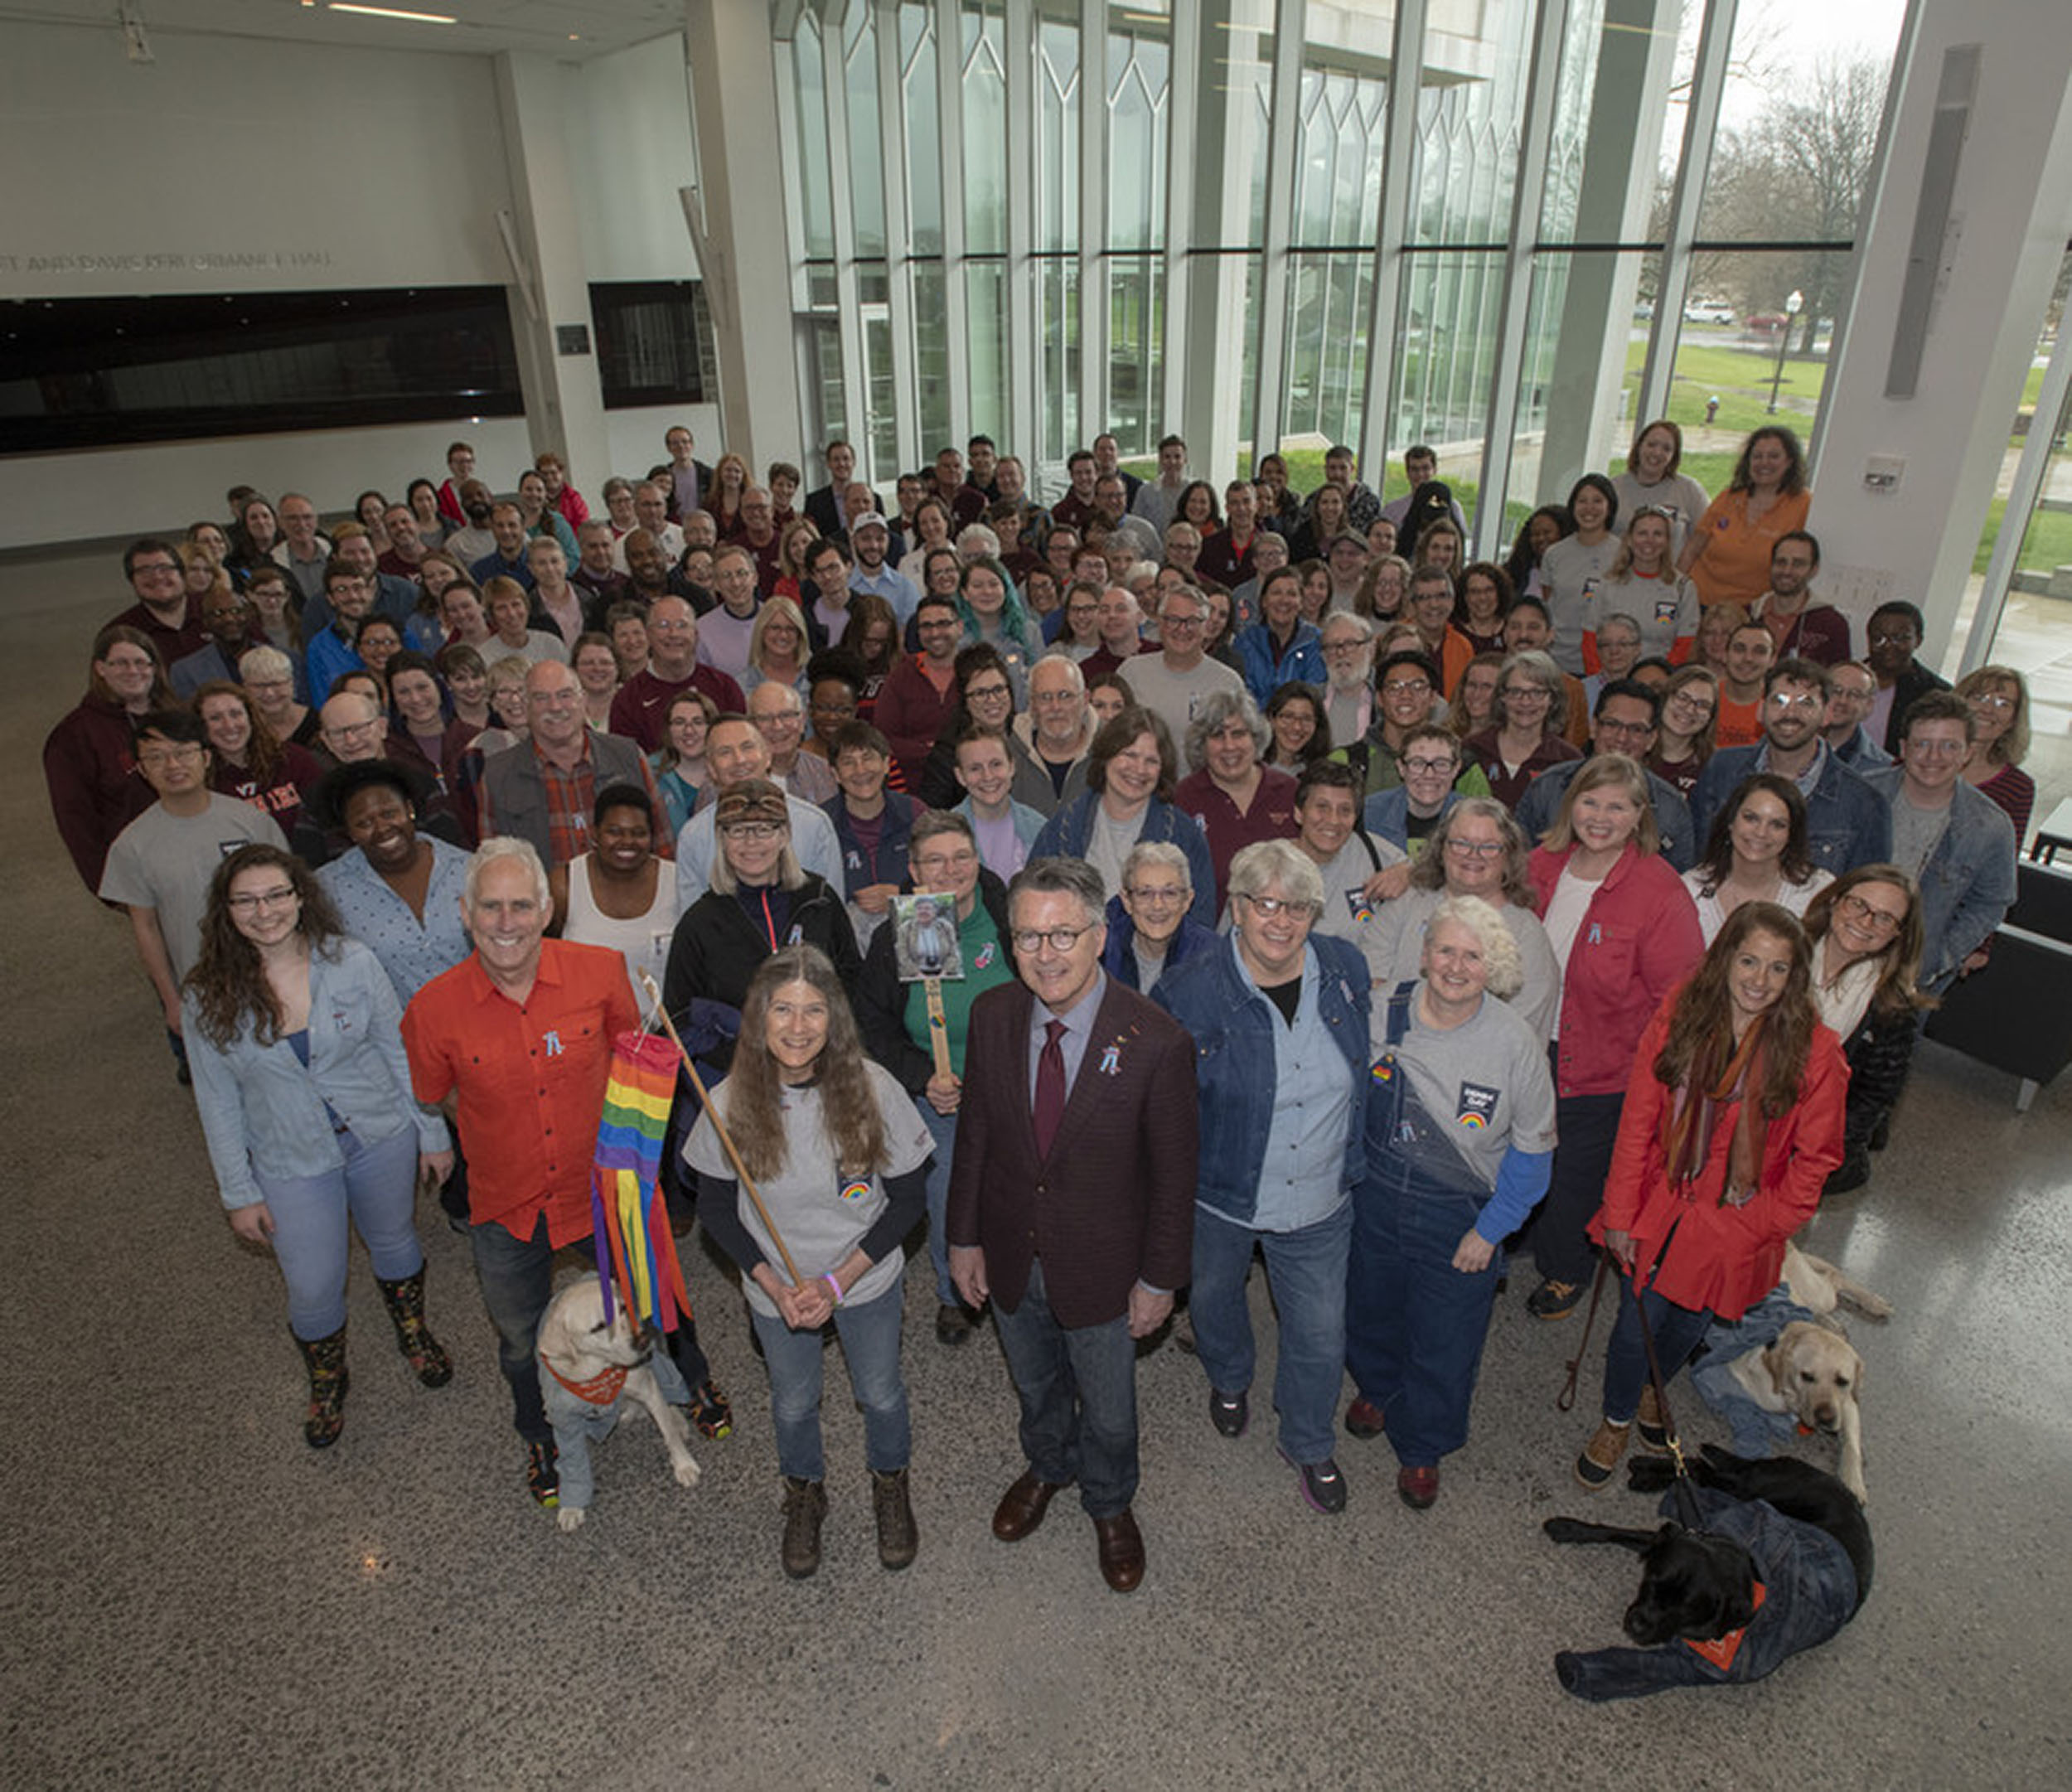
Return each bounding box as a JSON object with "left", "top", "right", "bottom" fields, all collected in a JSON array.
[
  {"left": 1573, "top": 902, "right": 1847, "bottom": 1488},
  {"left": 1523, "top": 754, "right": 1704, "bottom": 1320}
]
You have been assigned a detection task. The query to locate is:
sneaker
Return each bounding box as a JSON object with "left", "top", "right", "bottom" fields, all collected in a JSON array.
[
  {"left": 1525, "top": 1276, "right": 1582, "bottom": 1321},
  {"left": 871, "top": 1468, "right": 918, "bottom": 1571},
  {"left": 525, "top": 1440, "right": 560, "bottom": 1508},
  {"left": 1635, "top": 1385, "right": 1671, "bottom": 1454},
  {"left": 1343, "top": 1397, "right": 1385, "bottom": 1440},
  {"left": 935, "top": 1302, "right": 974, "bottom": 1347},
  {"left": 782, "top": 1476, "right": 827, "bottom": 1579},
  {"left": 1397, "top": 1465, "right": 1440, "bottom": 1510},
  {"left": 1573, "top": 1420, "right": 1630, "bottom": 1491},
  {"left": 1280, "top": 1448, "right": 1348, "bottom": 1515},
  {"left": 689, "top": 1378, "right": 733, "bottom": 1441},
  {"left": 1208, "top": 1388, "right": 1249, "bottom": 1439}
]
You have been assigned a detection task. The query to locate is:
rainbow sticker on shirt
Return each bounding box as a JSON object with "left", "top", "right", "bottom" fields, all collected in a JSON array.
[
  {"left": 1456, "top": 1082, "right": 1498, "bottom": 1128},
  {"left": 838, "top": 1180, "right": 871, "bottom": 1204},
  {"left": 1370, "top": 1058, "right": 1396, "bottom": 1084}
]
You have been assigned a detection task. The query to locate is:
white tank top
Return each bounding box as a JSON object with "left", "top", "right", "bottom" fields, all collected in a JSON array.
[{"left": 562, "top": 852, "right": 678, "bottom": 1012}]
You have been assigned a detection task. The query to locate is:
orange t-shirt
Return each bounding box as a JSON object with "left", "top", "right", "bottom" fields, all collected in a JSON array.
[
  {"left": 1687, "top": 487, "right": 1813, "bottom": 609},
  {"left": 1714, "top": 694, "right": 1765, "bottom": 749}
]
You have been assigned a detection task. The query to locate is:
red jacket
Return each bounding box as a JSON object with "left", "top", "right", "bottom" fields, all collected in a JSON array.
[
  {"left": 1528, "top": 840, "right": 1703, "bottom": 1097},
  {"left": 1590, "top": 998, "right": 1848, "bottom": 1321}
]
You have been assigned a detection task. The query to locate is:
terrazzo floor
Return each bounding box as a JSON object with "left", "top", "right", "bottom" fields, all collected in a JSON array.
[{"left": 4, "top": 547, "right": 2068, "bottom": 1790}]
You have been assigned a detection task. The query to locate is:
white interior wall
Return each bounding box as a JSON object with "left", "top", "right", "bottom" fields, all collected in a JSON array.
[{"left": 564, "top": 35, "right": 705, "bottom": 285}]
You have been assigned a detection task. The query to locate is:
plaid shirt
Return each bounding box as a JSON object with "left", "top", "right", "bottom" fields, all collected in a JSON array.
[{"left": 477, "top": 733, "right": 675, "bottom": 867}]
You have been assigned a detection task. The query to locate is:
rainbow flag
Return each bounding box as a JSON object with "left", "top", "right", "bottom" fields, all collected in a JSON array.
[{"left": 590, "top": 1030, "right": 695, "bottom": 1334}]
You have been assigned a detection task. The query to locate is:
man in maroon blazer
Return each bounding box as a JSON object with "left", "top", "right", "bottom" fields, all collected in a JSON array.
[{"left": 948, "top": 856, "right": 1198, "bottom": 1593}]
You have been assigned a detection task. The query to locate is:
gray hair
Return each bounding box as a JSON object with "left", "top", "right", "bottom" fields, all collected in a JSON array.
[
  {"left": 1427, "top": 894, "right": 1523, "bottom": 1000},
  {"left": 238, "top": 645, "right": 294, "bottom": 684},
  {"left": 1029, "top": 651, "right": 1087, "bottom": 694},
  {"left": 1497, "top": 649, "right": 1567, "bottom": 734},
  {"left": 955, "top": 523, "right": 1002, "bottom": 560},
  {"left": 1008, "top": 855, "right": 1107, "bottom": 927},
  {"left": 1319, "top": 611, "right": 1375, "bottom": 645},
  {"left": 1409, "top": 797, "right": 1535, "bottom": 905},
  {"left": 1184, "top": 688, "right": 1269, "bottom": 772},
  {"left": 1121, "top": 840, "right": 1191, "bottom": 895},
  {"left": 465, "top": 836, "right": 550, "bottom": 912},
  {"left": 1227, "top": 839, "right": 1324, "bottom": 913},
  {"left": 1596, "top": 611, "right": 1644, "bottom": 645}
]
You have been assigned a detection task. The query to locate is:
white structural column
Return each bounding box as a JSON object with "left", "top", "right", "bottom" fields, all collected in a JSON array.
[
  {"left": 1247, "top": 0, "right": 1308, "bottom": 467},
  {"left": 1355, "top": 0, "right": 1428, "bottom": 477},
  {"left": 491, "top": 52, "right": 612, "bottom": 482},
  {"left": 684, "top": 0, "right": 802, "bottom": 474},
  {"left": 1811, "top": 0, "right": 2072, "bottom": 666},
  {"left": 1530, "top": 0, "right": 1683, "bottom": 501}
]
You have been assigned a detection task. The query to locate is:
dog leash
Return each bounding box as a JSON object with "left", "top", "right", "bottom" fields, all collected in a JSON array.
[
  {"left": 1627, "top": 1267, "right": 1708, "bottom": 1535},
  {"left": 1556, "top": 1257, "right": 1614, "bottom": 1413}
]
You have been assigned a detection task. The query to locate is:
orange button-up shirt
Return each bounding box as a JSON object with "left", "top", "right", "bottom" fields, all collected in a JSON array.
[{"left": 402, "top": 939, "right": 641, "bottom": 1246}]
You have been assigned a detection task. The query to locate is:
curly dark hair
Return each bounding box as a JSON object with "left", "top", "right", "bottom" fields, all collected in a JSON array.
[{"left": 185, "top": 844, "right": 346, "bottom": 1049}]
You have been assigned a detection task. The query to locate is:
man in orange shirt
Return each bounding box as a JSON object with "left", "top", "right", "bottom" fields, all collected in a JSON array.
[
  {"left": 1713, "top": 622, "right": 1776, "bottom": 748},
  {"left": 402, "top": 836, "right": 644, "bottom": 1506}
]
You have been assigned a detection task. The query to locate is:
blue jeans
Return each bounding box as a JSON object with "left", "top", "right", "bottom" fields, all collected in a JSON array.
[
  {"left": 1532, "top": 1088, "right": 1625, "bottom": 1286},
  {"left": 1192, "top": 1199, "right": 1352, "bottom": 1465},
  {"left": 254, "top": 1124, "right": 423, "bottom": 1341},
  {"left": 991, "top": 1257, "right": 1140, "bottom": 1519},
  {"left": 1345, "top": 1161, "right": 1502, "bottom": 1469},
  {"left": 915, "top": 1095, "right": 959, "bottom": 1306},
  {"left": 748, "top": 1283, "right": 911, "bottom": 1482},
  {"left": 1601, "top": 1280, "right": 1715, "bottom": 1423},
  {"left": 470, "top": 1210, "right": 575, "bottom": 1446}
]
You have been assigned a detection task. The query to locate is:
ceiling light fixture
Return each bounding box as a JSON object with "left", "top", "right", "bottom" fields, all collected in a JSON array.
[{"left": 327, "top": 3, "right": 458, "bottom": 23}]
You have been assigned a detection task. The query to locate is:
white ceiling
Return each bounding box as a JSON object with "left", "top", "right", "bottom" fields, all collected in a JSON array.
[{"left": 0, "top": 0, "right": 689, "bottom": 63}]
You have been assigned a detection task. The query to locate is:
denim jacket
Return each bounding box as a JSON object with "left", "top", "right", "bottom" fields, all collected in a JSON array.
[
  {"left": 183, "top": 937, "right": 449, "bottom": 1210},
  {"left": 1153, "top": 932, "right": 1370, "bottom": 1223},
  {"left": 1234, "top": 619, "right": 1325, "bottom": 706},
  {"left": 1863, "top": 768, "right": 2016, "bottom": 990},
  {"left": 1694, "top": 743, "right": 1891, "bottom": 876},
  {"left": 1029, "top": 792, "right": 1218, "bottom": 930}
]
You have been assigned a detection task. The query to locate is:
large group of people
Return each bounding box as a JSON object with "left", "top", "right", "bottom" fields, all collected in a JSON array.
[{"left": 43, "top": 416, "right": 2023, "bottom": 1587}]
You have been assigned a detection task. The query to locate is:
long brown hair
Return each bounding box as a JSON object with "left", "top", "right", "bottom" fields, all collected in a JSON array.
[
  {"left": 192, "top": 678, "right": 287, "bottom": 782},
  {"left": 88, "top": 624, "right": 172, "bottom": 708},
  {"left": 1802, "top": 864, "right": 1934, "bottom": 1023},
  {"left": 1654, "top": 902, "right": 1816, "bottom": 1116},
  {"left": 186, "top": 845, "right": 346, "bottom": 1049},
  {"left": 724, "top": 947, "right": 887, "bottom": 1182}
]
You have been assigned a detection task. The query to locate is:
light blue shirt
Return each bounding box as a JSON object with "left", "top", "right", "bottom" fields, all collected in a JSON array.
[
  {"left": 1025, "top": 968, "right": 1107, "bottom": 1108},
  {"left": 317, "top": 837, "right": 475, "bottom": 1006},
  {"left": 183, "top": 937, "right": 448, "bottom": 1210},
  {"left": 850, "top": 564, "right": 922, "bottom": 627},
  {"left": 1218, "top": 939, "right": 1354, "bottom": 1233}
]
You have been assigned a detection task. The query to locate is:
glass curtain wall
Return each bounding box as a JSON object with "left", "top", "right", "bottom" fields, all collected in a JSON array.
[{"left": 772, "top": 0, "right": 1908, "bottom": 524}]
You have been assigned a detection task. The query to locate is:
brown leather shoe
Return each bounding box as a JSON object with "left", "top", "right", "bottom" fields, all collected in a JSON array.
[
  {"left": 992, "top": 1468, "right": 1071, "bottom": 1542},
  {"left": 1093, "top": 1509, "right": 1145, "bottom": 1593}
]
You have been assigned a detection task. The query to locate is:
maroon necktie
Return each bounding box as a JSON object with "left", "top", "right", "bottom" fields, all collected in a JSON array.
[{"left": 1034, "top": 1019, "right": 1067, "bottom": 1158}]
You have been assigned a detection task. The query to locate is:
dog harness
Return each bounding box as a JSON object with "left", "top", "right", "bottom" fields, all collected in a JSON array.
[{"left": 543, "top": 1360, "right": 630, "bottom": 1407}]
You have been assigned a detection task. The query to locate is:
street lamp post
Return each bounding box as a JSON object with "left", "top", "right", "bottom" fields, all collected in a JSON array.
[{"left": 1768, "top": 288, "right": 1804, "bottom": 414}]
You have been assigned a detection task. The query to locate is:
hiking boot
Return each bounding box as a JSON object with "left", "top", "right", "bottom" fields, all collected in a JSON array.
[
  {"left": 871, "top": 1468, "right": 918, "bottom": 1570},
  {"left": 782, "top": 1476, "right": 827, "bottom": 1579}
]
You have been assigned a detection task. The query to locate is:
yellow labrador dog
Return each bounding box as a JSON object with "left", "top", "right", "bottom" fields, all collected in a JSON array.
[
  {"left": 1781, "top": 1242, "right": 1891, "bottom": 1320},
  {"left": 1724, "top": 1321, "right": 1868, "bottom": 1505},
  {"left": 536, "top": 1278, "right": 701, "bottom": 1533}
]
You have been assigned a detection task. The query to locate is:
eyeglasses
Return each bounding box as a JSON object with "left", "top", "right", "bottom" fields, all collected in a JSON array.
[
  {"left": 1402, "top": 756, "right": 1457, "bottom": 775},
  {"left": 1968, "top": 692, "right": 2016, "bottom": 712},
  {"left": 721, "top": 822, "right": 783, "bottom": 842},
  {"left": 1382, "top": 678, "right": 1431, "bottom": 696},
  {"left": 131, "top": 562, "right": 181, "bottom": 579},
  {"left": 1323, "top": 639, "right": 1367, "bottom": 656},
  {"left": 1766, "top": 693, "right": 1823, "bottom": 713},
  {"left": 1161, "top": 612, "right": 1206, "bottom": 631},
  {"left": 1011, "top": 925, "right": 1096, "bottom": 953},
  {"left": 965, "top": 682, "right": 1011, "bottom": 702},
  {"left": 1500, "top": 685, "right": 1549, "bottom": 703},
  {"left": 228, "top": 885, "right": 298, "bottom": 913},
  {"left": 137, "top": 744, "right": 204, "bottom": 768},
  {"left": 1125, "top": 884, "right": 1187, "bottom": 906},
  {"left": 1665, "top": 690, "right": 1714, "bottom": 714},
  {"left": 1866, "top": 630, "right": 1915, "bottom": 648},
  {"left": 1905, "top": 736, "right": 1966, "bottom": 759},
  {"left": 1236, "top": 894, "right": 1318, "bottom": 919},
  {"left": 1836, "top": 892, "right": 1904, "bottom": 932},
  {"left": 1445, "top": 837, "right": 1503, "bottom": 859},
  {"left": 914, "top": 850, "right": 979, "bottom": 874}
]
